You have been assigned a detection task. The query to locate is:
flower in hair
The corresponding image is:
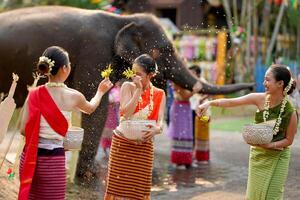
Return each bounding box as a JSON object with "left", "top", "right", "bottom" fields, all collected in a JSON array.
[
  {"left": 283, "top": 78, "right": 294, "bottom": 96},
  {"left": 39, "top": 56, "right": 55, "bottom": 74},
  {"left": 101, "top": 64, "right": 113, "bottom": 78}
]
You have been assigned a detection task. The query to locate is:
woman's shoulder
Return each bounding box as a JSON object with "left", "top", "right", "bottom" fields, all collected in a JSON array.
[
  {"left": 120, "top": 81, "right": 136, "bottom": 92},
  {"left": 63, "top": 87, "right": 85, "bottom": 100},
  {"left": 247, "top": 92, "right": 265, "bottom": 102},
  {"left": 286, "top": 100, "right": 296, "bottom": 113},
  {"left": 121, "top": 81, "right": 135, "bottom": 88}
]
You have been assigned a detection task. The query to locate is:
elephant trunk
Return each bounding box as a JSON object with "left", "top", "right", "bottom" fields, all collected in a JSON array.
[
  {"left": 200, "top": 82, "right": 254, "bottom": 95},
  {"left": 164, "top": 54, "right": 254, "bottom": 94},
  {"left": 164, "top": 54, "right": 198, "bottom": 90}
]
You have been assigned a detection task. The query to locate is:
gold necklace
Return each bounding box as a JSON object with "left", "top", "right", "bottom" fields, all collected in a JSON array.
[{"left": 138, "top": 84, "right": 154, "bottom": 119}]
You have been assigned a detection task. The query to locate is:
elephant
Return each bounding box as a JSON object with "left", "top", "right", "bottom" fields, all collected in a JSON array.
[{"left": 0, "top": 6, "right": 253, "bottom": 183}]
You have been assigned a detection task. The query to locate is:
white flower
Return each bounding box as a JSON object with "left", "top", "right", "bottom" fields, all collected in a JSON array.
[
  {"left": 263, "top": 94, "right": 287, "bottom": 135},
  {"left": 39, "top": 56, "right": 55, "bottom": 74}
]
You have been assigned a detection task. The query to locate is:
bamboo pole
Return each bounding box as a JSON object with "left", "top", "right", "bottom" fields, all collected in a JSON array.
[
  {"left": 240, "top": 0, "right": 247, "bottom": 27},
  {"left": 253, "top": 0, "right": 259, "bottom": 76},
  {"left": 245, "top": 0, "right": 252, "bottom": 72},
  {"left": 233, "top": 0, "right": 239, "bottom": 25},
  {"left": 222, "top": 0, "right": 234, "bottom": 41},
  {"left": 266, "top": 2, "right": 286, "bottom": 64}
]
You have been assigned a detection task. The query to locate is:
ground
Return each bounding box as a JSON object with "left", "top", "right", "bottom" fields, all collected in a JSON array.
[{"left": 1, "top": 108, "right": 300, "bottom": 199}]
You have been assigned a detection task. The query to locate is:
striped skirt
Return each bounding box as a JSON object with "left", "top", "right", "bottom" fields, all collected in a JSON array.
[
  {"left": 104, "top": 134, "right": 154, "bottom": 200},
  {"left": 194, "top": 116, "right": 210, "bottom": 162},
  {"left": 246, "top": 146, "right": 291, "bottom": 200},
  {"left": 167, "top": 101, "right": 193, "bottom": 165},
  {"left": 20, "top": 148, "right": 66, "bottom": 200}
]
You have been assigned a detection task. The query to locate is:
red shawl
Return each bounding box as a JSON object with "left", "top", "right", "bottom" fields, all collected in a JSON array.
[{"left": 18, "top": 85, "right": 68, "bottom": 200}]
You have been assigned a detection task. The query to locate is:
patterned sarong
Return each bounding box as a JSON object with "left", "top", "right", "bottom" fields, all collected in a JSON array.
[
  {"left": 104, "top": 134, "right": 154, "bottom": 200},
  {"left": 194, "top": 116, "right": 210, "bottom": 161},
  {"left": 20, "top": 148, "right": 66, "bottom": 200},
  {"left": 246, "top": 146, "right": 291, "bottom": 200},
  {"left": 168, "top": 101, "right": 193, "bottom": 165}
]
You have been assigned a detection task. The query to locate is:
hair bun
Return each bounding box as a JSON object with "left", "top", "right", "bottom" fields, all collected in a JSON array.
[{"left": 37, "top": 61, "right": 50, "bottom": 75}]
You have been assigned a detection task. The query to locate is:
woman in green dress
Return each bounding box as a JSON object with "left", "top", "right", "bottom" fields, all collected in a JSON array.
[{"left": 196, "top": 64, "right": 298, "bottom": 200}]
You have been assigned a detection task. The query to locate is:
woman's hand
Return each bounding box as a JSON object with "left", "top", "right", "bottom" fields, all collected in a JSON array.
[
  {"left": 98, "top": 78, "right": 113, "bottom": 94},
  {"left": 132, "top": 75, "right": 142, "bottom": 89},
  {"left": 247, "top": 142, "right": 283, "bottom": 150},
  {"left": 196, "top": 101, "right": 210, "bottom": 117},
  {"left": 141, "top": 124, "right": 161, "bottom": 142}
]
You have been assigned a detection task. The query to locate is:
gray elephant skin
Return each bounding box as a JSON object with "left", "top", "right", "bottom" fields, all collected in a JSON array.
[{"left": 0, "top": 6, "right": 253, "bottom": 182}]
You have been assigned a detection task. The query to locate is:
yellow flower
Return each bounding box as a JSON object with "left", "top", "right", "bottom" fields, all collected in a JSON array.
[
  {"left": 122, "top": 68, "right": 136, "bottom": 79},
  {"left": 101, "top": 64, "right": 113, "bottom": 78},
  {"left": 200, "top": 116, "right": 209, "bottom": 122}
]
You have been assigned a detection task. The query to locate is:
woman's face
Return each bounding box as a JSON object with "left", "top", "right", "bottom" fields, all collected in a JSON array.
[
  {"left": 263, "top": 69, "right": 283, "bottom": 94},
  {"left": 132, "top": 63, "right": 152, "bottom": 88}
]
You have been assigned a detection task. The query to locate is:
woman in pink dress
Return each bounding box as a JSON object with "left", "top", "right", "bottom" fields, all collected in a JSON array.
[{"left": 100, "top": 84, "right": 120, "bottom": 156}]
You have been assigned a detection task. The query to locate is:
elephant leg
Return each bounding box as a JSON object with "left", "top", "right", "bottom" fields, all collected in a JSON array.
[{"left": 76, "top": 94, "right": 108, "bottom": 184}]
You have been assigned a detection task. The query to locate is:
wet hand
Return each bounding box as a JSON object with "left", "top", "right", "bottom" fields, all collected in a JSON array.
[
  {"left": 132, "top": 75, "right": 142, "bottom": 89},
  {"left": 196, "top": 102, "right": 210, "bottom": 117},
  {"left": 98, "top": 78, "right": 113, "bottom": 94},
  {"left": 141, "top": 124, "right": 159, "bottom": 142}
]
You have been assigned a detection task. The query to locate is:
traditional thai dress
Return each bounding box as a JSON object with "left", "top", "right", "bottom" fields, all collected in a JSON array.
[
  {"left": 246, "top": 101, "right": 295, "bottom": 200},
  {"left": 104, "top": 86, "right": 164, "bottom": 200},
  {"left": 167, "top": 100, "right": 193, "bottom": 166},
  {"left": 18, "top": 85, "right": 69, "bottom": 200},
  {"left": 190, "top": 93, "right": 210, "bottom": 162},
  {"left": 194, "top": 116, "right": 210, "bottom": 162},
  {"left": 100, "top": 87, "right": 120, "bottom": 150}
]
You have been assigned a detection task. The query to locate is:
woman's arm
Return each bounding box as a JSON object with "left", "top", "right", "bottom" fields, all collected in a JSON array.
[
  {"left": 119, "top": 82, "right": 142, "bottom": 119},
  {"left": 196, "top": 93, "right": 260, "bottom": 116},
  {"left": 260, "top": 111, "right": 298, "bottom": 149},
  {"left": 156, "top": 92, "right": 166, "bottom": 132},
  {"left": 75, "top": 78, "right": 113, "bottom": 114}
]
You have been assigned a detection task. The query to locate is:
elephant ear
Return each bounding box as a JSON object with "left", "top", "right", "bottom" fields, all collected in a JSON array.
[{"left": 114, "top": 22, "right": 143, "bottom": 63}]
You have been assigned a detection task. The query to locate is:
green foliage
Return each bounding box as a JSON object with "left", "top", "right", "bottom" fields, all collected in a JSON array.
[{"left": 0, "top": 0, "right": 111, "bottom": 10}]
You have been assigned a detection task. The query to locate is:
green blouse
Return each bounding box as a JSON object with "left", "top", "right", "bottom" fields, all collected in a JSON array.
[{"left": 255, "top": 100, "right": 295, "bottom": 142}]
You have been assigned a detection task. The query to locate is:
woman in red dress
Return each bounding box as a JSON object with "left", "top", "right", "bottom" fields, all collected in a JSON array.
[
  {"left": 104, "top": 54, "right": 166, "bottom": 200},
  {"left": 18, "top": 46, "right": 113, "bottom": 200}
]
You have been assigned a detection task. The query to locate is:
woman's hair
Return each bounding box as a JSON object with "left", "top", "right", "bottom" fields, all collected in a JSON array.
[
  {"left": 189, "top": 65, "right": 201, "bottom": 77},
  {"left": 270, "top": 64, "right": 296, "bottom": 95},
  {"left": 37, "top": 46, "right": 70, "bottom": 76},
  {"left": 133, "top": 54, "right": 157, "bottom": 74}
]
